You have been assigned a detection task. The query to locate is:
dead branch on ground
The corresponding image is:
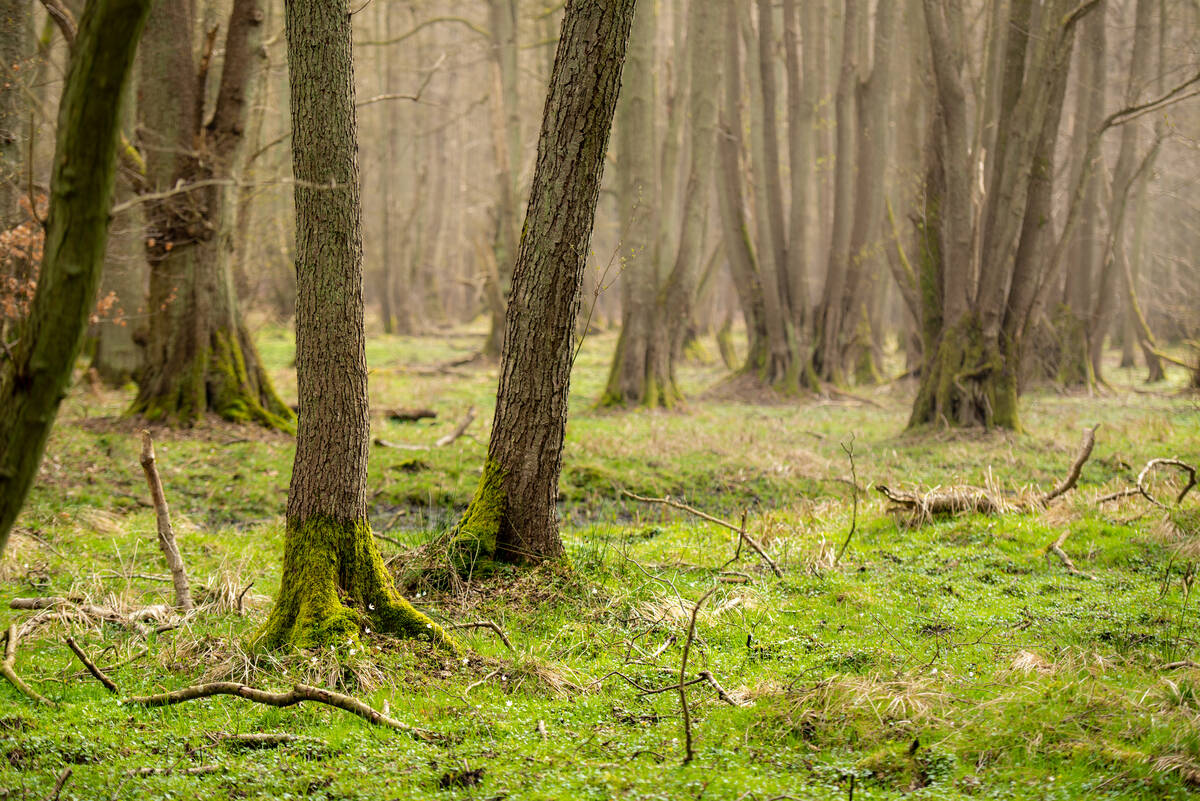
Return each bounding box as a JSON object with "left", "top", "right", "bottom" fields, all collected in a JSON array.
[
  {"left": 386, "top": 407, "right": 437, "bottom": 422},
  {"left": 1043, "top": 425, "right": 1099, "bottom": 503},
  {"left": 0, "top": 624, "right": 54, "bottom": 706},
  {"left": 876, "top": 484, "right": 1003, "bottom": 518},
  {"left": 124, "top": 682, "right": 437, "bottom": 738},
  {"left": 65, "top": 636, "right": 119, "bottom": 694},
  {"left": 1137, "top": 458, "right": 1197, "bottom": 508},
  {"left": 206, "top": 732, "right": 323, "bottom": 748},
  {"left": 680, "top": 585, "right": 717, "bottom": 764},
  {"left": 835, "top": 437, "right": 860, "bottom": 565},
  {"left": 1045, "top": 530, "right": 1096, "bottom": 580},
  {"left": 44, "top": 766, "right": 71, "bottom": 801},
  {"left": 623, "top": 492, "right": 782, "bottom": 577},
  {"left": 139, "top": 431, "right": 193, "bottom": 611},
  {"left": 446, "top": 619, "right": 514, "bottom": 651},
  {"left": 374, "top": 406, "right": 477, "bottom": 450}
]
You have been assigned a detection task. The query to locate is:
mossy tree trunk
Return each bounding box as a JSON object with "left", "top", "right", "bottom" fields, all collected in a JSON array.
[
  {"left": 449, "top": 0, "right": 636, "bottom": 568},
  {"left": 129, "top": 0, "right": 292, "bottom": 430},
  {"left": 261, "top": 0, "right": 453, "bottom": 652},
  {"left": 0, "top": 0, "right": 152, "bottom": 554},
  {"left": 911, "top": 0, "right": 1082, "bottom": 430}
]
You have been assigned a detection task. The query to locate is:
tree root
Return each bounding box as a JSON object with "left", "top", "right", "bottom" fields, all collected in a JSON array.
[
  {"left": 0, "top": 624, "right": 54, "bottom": 706},
  {"left": 124, "top": 682, "right": 440, "bottom": 739}
]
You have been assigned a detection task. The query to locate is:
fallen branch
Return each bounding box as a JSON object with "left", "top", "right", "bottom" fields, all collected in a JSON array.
[
  {"left": 139, "top": 431, "right": 193, "bottom": 611},
  {"left": 447, "top": 619, "right": 514, "bottom": 651},
  {"left": 1137, "top": 458, "right": 1197, "bottom": 508},
  {"left": 10, "top": 596, "right": 164, "bottom": 633},
  {"left": 1045, "top": 531, "right": 1095, "bottom": 580},
  {"left": 435, "top": 406, "right": 476, "bottom": 447},
  {"left": 386, "top": 407, "right": 437, "bottom": 423},
  {"left": 835, "top": 436, "right": 859, "bottom": 565},
  {"left": 44, "top": 766, "right": 71, "bottom": 801},
  {"left": 1096, "top": 487, "right": 1140, "bottom": 504},
  {"left": 206, "top": 732, "right": 323, "bottom": 748},
  {"left": 1043, "top": 425, "right": 1099, "bottom": 503},
  {"left": 623, "top": 492, "right": 782, "bottom": 577},
  {"left": 123, "top": 682, "right": 436, "bottom": 738},
  {"left": 1, "top": 624, "right": 54, "bottom": 706},
  {"left": 65, "top": 636, "right": 119, "bottom": 694},
  {"left": 877, "top": 484, "right": 1002, "bottom": 518}
]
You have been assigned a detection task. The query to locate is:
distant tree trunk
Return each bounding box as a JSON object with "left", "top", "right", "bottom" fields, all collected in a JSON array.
[
  {"left": 92, "top": 184, "right": 147, "bottom": 387},
  {"left": 811, "top": 0, "right": 859, "bottom": 384},
  {"left": 1057, "top": 2, "right": 1105, "bottom": 387},
  {"left": 0, "top": 0, "right": 152, "bottom": 554},
  {"left": 754, "top": 0, "right": 790, "bottom": 320},
  {"left": 130, "top": 0, "right": 292, "bottom": 430},
  {"left": 602, "top": 0, "right": 661, "bottom": 406},
  {"left": 911, "top": 0, "right": 1081, "bottom": 430},
  {"left": 0, "top": 0, "right": 29, "bottom": 230},
  {"left": 781, "top": 0, "right": 810, "bottom": 334},
  {"left": 376, "top": 0, "right": 396, "bottom": 335},
  {"left": 482, "top": 0, "right": 522, "bottom": 358},
  {"left": 1088, "top": 0, "right": 1154, "bottom": 387},
  {"left": 448, "top": 0, "right": 635, "bottom": 569},
  {"left": 261, "top": 0, "right": 452, "bottom": 651}
]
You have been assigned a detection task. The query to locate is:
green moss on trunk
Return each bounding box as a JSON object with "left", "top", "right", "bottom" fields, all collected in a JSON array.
[
  {"left": 260, "top": 516, "right": 459, "bottom": 653},
  {"left": 909, "top": 315, "right": 1021, "bottom": 431},
  {"left": 445, "top": 459, "right": 507, "bottom": 575}
]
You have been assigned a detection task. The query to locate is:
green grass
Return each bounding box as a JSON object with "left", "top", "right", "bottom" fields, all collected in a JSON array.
[{"left": 1, "top": 324, "right": 1198, "bottom": 799}]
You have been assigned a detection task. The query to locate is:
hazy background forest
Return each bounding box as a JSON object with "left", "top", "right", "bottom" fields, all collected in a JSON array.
[{"left": 1, "top": 0, "right": 1200, "bottom": 798}]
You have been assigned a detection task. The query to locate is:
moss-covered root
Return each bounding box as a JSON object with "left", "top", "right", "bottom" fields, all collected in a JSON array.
[
  {"left": 445, "top": 460, "right": 506, "bottom": 577},
  {"left": 260, "top": 517, "right": 460, "bottom": 655}
]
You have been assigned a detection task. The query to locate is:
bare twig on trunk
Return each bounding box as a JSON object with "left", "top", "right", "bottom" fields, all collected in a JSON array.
[
  {"left": 65, "top": 636, "right": 119, "bottom": 694},
  {"left": 1043, "top": 425, "right": 1099, "bottom": 503},
  {"left": 446, "top": 619, "right": 514, "bottom": 651},
  {"left": 139, "top": 431, "right": 193, "bottom": 611},
  {"left": 623, "top": 492, "right": 783, "bottom": 577},
  {"left": 1, "top": 624, "right": 54, "bottom": 706},
  {"left": 124, "top": 682, "right": 437, "bottom": 738}
]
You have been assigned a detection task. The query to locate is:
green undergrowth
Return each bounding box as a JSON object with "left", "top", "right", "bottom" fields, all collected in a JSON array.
[{"left": 0, "top": 324, "right": 1198, "bottom": 799}]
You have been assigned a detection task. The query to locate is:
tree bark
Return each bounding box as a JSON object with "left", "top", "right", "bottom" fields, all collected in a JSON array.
[
  {"left": 449, "top": 0, "right": 635, "bottom": 568},
  {"left": 0, "top": 0, "right": 152, "bottom": 554},
  {"left": 261, "top": 0, "right": 452, "bottom": 651},
  {"left": 130, "top": 0, "right": 292, "bottom": 430}
]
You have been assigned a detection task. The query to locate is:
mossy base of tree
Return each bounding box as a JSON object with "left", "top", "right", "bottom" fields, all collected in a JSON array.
[
  {"left": 909, "top": 316, "right": 1020, "bottom": 431},
  {"left": 132, "top": 327, "right": 295, "bottom": 432},
  {"left": 1049, "top": 306, "right": 1092, "bottom": 388},
  {"left": 260, "top": 516, "right": 459, "bottom": 654},
  {"left": 443, "top": 460, "right": 507, "bottom": 576}
]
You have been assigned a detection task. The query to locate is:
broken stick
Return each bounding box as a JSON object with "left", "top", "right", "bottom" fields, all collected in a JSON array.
[
  {"left": 623, "top": 491, "right": 782, "bottom": 577},
  {"left": 65, "top": 636, "right": 119, "bottom": 694},
  {"left": 1, "top": 624, "right": 53, "bottom": 706},
  {"left": 446, "top": 619, "right": 514, "bottom": 651},
  {"left": 139, "top": 431, "right": 193, "bottom": 611},
  {"left": 1042, "top": 424, "right": 1099, "bottom": 504},
  {"left": 435, "top": 406, "right": 476, "bottom": 447}
]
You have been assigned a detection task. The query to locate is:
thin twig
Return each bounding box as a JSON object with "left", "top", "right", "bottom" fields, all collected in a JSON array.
[
  {"left": 623, "top": 492, "right": 782, "bottom": 577},
  {"left": 835, "top": 436, "right": 859, "bottom": 565},
  {"left": 1137, "top": 458, "right": 1198, "bottom": 508},
  {"left": 1, "top": 625, "right": 54, "bottom": 706},
  {"left": 435, "top": 406, "right": 477, "bottom": 447},
  {"left": 43, "top": 767, "right": 71, "bottom": 801},
  {"left": 139, "top": 432, "right": 193, "bottom": 611},
  {"left": 680, "top": 585, "right": 718, "bottom": 764},
  {"left": 65, "top": 636, "right": 119, "bottom": 694}
]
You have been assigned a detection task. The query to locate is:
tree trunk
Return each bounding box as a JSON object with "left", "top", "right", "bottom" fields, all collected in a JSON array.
[
  {"left": 449, "top": 0, "right": 635, "bottom": 570},
  {"left": 261, "top": 0, "right": 452, "bottom": 651},
  {"left": 601, "top": 0, "right": 661, "bottom": 406},
  {"left": 0, "top": 0, "right": 153, "bottom": 554},
  {"left": 130, "top": 0, "right": 292, "bottom": 430},
  {"left": 0, "top": 0, "right": 29, "bottom": 231},
  {"left": 781, "top": 0, "right": 810, "bottom": 334}
]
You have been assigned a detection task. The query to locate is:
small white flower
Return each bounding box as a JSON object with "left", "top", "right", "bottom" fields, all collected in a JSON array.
[
  {"left": 368, "top": 603, "right": 375, "bottom": 611},
  {"left": 505, "top": 700, "right": 512, "bottom": 707},
  {"left": 364, "top": 627, "right": 371, "bottom": 635},
  {"left": 501, "top": 675, "right": 508, "bottom": 682},
  {"left": 426, "top": 623, "right": 432, "bottom": 628},
  {"left": 931, "top": 667, "right": 938, "bottom": 674},
  {"left": 462, "top": 657, "right": 469, "bottom": 665}
]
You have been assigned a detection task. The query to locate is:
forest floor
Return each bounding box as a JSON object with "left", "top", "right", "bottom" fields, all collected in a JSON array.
[{"left": 1, "top": 324, "right": 1198, "bottom": 800}]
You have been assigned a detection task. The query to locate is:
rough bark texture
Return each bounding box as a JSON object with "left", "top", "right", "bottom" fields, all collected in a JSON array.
[
  {"left": 450, "top": 0, "right": 635, "bottom": 568},
  {"left": 261, "top": 0, "right": 452, "bottom": 651},
  {"left": 0, "top": 0, "right": 152, "bottom": 554},
  {"left": 130, "top": 0, "right": 292, "bottom": 430},
  {"left": 0, "top": 0, "right": 29, "bottom": 231}
]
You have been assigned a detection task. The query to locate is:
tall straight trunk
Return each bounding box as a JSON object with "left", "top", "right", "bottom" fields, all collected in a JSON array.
[
  {"left": 376, "top": 0, "right": 396, "bottom": 335},
  {"left": 812, "top": 0, "right": 860, "bottom": 383},
  {"left": 715, "top": 2, "right": 773, "bottom": 380},
  {"left": 448, "top": 0, "right": 635, "bottom": 569},
  {"left": 0, "top": 0, "right": 29, "bottom": 230},
  {"left": 602, "top": 0, "right": 661, "bottom": 406},
  {"left": 0, "top": 0, "right": 153, "bottom": 554},
  {"left": 132, "top": 0, "right": 293, "bottom": 430},
  {"left": 781, "top": 0, "right": 810, "bottom": 333},
  {"left": 261, "top": 0, "right": 452, "bottom": 651},
  {"left": 1058, "top": 2, "right": 1105, "bottom": 387},
  {"left": 1088, "top": 0, "right": 1153, "bottom": 385},
  {"left": 482, "top": 0, "right": 522, "bottom": 357},
  {"left": 754, "top": 0, "right": 790, "bottom": 315}
]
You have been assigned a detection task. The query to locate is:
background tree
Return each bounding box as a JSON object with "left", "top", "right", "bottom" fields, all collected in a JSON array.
[
  {"left": 0, "top": 0, "right": 152, "bottom": 554},
  {"left": 448, "top": 0, "right": 636, "bottom": 566},
  {"left": 261, "top": 0, "right": 451, "bottom": 650},
  {"left": 129, "top": 0, "right": 293, "bottom": 430}
]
